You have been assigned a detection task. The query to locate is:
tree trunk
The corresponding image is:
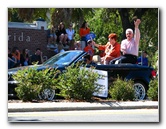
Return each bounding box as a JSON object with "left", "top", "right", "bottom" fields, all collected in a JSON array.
[{"left": 118, "top": 8, "right": 132, "bottom": 40}]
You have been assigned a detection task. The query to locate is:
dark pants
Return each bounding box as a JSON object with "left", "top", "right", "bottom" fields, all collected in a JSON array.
[
  {"left": 8, "top": 58, "right": 17, "bottom": 69},
  {"left": 121, "top": 54, "right": 137, "bottom": 64},
  {"left": 81, "top": 37, "right": 87, "bottom": 46},
  {"left": 110, "top": 54, "right": 137, "bottom": 64}
]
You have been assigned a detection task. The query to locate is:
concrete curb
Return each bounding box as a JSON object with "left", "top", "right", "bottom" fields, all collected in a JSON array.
[{"left": 8, "top": 101, "right": 158, "bottom": 112}]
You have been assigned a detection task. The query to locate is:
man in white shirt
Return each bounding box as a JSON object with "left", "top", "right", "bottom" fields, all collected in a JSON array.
[
  {"left": 121, "top": 19, "right": 141, "bottom": 64},
  {"left": 110, "top": 19, "right": 141, "bottom": 64}
]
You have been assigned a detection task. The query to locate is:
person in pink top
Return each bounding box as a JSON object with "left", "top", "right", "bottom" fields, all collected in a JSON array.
[{"left": 118, "top": 19, "right": 141, "bottom": 64}]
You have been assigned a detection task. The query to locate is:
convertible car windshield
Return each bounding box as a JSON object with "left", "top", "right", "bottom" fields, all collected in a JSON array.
[{"left": 43, "top": 50, "right": 84, "bottom": 66}]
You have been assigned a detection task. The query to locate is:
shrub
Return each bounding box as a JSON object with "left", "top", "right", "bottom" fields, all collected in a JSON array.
[
  {"left": 147, "top": 78, "right": 158, "bottom": 101},
  {"left": 12, "top": 66, "right": 59, "bottom": 101},
  {"left": 56, "top": 63, "right": 101, "bottom": 101},
  {"left": 109, "top": 77, "right": 135, "bottom": 101}
]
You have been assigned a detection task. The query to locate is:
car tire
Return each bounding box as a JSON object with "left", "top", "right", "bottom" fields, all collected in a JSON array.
[
  {"left": 38, "top": 89, "right": 55, "bottom": 101},
  {"left": 133, "top": 81, "right": 147, "bottom": 100}
]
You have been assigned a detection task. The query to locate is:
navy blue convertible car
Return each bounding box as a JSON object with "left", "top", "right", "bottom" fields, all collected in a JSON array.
[{"left": 8, "top": 50, "right": 156, "bottom": 101}]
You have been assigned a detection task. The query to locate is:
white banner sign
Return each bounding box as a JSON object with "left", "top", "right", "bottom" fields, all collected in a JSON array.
[
  {"left": 80, "top": 67, "right": 108, "bottom": 98},
  {"left": 92, "top": 69, "right": 108, "bottom": 98}
]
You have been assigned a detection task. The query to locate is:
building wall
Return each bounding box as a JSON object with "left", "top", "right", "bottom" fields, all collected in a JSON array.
[{"left": 8, "top": 28, "right": 55, "bottom": 59}]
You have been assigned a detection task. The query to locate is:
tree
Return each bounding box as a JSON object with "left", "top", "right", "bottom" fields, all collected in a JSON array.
[
  {"left": 8, "top": 8, "right": 49, "bottom": 22},
  {"left": 118, "top": 8, "right": 149, "bottom": 39}
]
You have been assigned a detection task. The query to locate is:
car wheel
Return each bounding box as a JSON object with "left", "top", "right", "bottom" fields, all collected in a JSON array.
[
  {"left": 38, "top": 89, "right": 55, "bottom": 101},
  {"left": 133, "top": 81, "right": 147, "bottom": 100}
]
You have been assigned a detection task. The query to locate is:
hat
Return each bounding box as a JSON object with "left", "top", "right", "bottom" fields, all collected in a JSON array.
[
  {"left": 108, "top": 33, "right": 117, "bottom": 41},
  {"left": 126, "top": 28, "right": 133, "bottom": 34},
  {"left": 87, "top": 40, "right": 92, "bottom": 44}
]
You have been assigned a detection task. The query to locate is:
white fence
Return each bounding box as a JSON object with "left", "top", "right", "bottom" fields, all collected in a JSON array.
[{"left": 8, "top": 20, "right": 47, "bottom": 30}]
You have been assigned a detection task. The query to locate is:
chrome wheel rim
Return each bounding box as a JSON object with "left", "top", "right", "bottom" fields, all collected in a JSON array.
[
  {"left": 133, "top": 83, "right": 146, "bottom": 100},
  {"left": 38, "top": 89, "right": 55, "bottom": 101}
]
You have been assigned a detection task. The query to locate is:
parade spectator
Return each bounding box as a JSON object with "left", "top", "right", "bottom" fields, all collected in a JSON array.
[
  {"left": 69, "top": 39, "right": 76, "bottom": 50},
  {"left": 47, "top": 25, "right": 57, "bottom": 45},
  {"left": 31, "top": 48, "right": 43, "bottom": 64},
  {"left": 74, "top": 41, "right": 82, "bottom": 50},
  {"left": 8, "top": 47, "right": 17, "bottom": 69},
  {"left": 50, "top": 25, "right": 57, "bottom": 44},
  {"left": 47, "top": 28, "right": 51, "bottom": 43},
  {"left": 54, "top": 43, "right": 65, "bottom": 54},
  {"left": 83, "top": 40, "right": 95, "bottom": 60},
  {"left": 92, "top": 33, "right": 121, "bottom": 64},
  {"left": 79, "top": 21, "right": 90, "bottom": 49},
  {"left": 66, "top": 23, "right": 75, "bottom": 43},
  {"left": 11, "top": 46, "right": 21, "bottom": 67},
  {"left": 20, "top": 48, "right": 31, "bottom": 66},
  {"left": 56, "top": 22, "right": 68, "bottom": 45},
  {"left": 84, "top": 54, "right": 96, "bottom": 66},
  {"left": 119, "top": 19, "right": 141, "bottom": 64},
  {"left": 79, "top": 21, "right": 90, "bottom": 41},
  {"left": 137, "top": 51, "right": 148, "bottom": 66}
]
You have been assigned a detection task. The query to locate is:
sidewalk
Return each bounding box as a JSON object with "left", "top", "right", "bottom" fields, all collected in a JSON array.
[{"left": 8, "top": 101, "right": 158, "bottom": 112}]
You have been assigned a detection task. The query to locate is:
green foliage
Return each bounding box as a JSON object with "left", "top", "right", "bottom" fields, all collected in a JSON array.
[
  {"left": 147, "top": 78, "right": 158, "bottom": 101},
  {"left": 56, "top": 63, "right": 101, "bottom": 101},
  {"left": 87, "top": 8, "right": 122, "bottom": 44},
  {"left": 109, "top": 77, "right": 135, "bottom": 101},
  {"left": 138, "top": 8, "right": 158, "bottom": 68},
  {"left": 12, "top": 66, "right": 59, "bottom": 101},
  {"left": 8, "top": 8, "right": 24, "bottom": 22},
  {"left": 8, "top": 8, "right": 49, "bottom": 22}
]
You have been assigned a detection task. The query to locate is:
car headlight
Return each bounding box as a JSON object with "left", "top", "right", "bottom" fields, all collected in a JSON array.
[
  {"left": 8, "top": 74, "right": 11, "bottom": 80},
  {"left": 8, "top": 72, "right": 17, "bottom": 81}
]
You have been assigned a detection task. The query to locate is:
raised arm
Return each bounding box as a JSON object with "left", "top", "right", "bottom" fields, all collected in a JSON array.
[
  {"left": 134, "top": 19, "right": 141, "bottom": 45},
  {"left": 92, "top": 40, "right": 107, "bottom": 51}
]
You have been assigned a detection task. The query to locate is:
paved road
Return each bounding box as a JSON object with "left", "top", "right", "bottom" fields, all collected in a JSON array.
[{"left": 8, "top": 109, "right": 159, "bottom": 122}]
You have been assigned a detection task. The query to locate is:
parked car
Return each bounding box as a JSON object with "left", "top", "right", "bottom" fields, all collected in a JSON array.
[{"left": 8, "top": 50, "right": 156, "bottom": 100}]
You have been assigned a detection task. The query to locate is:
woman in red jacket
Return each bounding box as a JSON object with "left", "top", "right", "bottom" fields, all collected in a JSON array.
[{"left": 92, "top": 33, "right": 121, "bottom": 64}]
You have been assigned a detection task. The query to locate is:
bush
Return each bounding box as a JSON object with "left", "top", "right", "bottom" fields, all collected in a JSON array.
[
  {"left": 56, "top": 63, "right": 101, "bottom": 101},
  {"left": 12, "top": 66, "right": 59, "bottom": 101},
  {"left": 109, "top": 77, "right": 135, "bottom": 101},
  {"left": 147, "top": 78, "right": 158, "bottom": 101}
]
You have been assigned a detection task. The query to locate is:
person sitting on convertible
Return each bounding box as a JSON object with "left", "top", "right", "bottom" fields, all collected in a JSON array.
[
  {"left": 92, "top": 33, "right": 121, "bottom": 64},
  {"left": 110, "top": 19, "right": 141, "bottom": 64},
  {"left": 84, "top": 54, "right": 96, "bottom": 67}
]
